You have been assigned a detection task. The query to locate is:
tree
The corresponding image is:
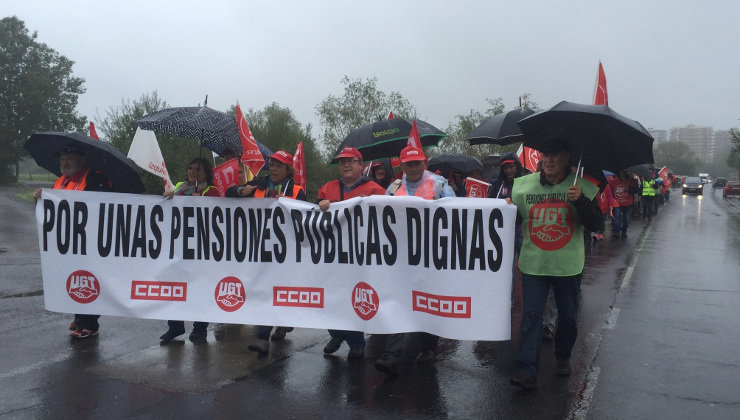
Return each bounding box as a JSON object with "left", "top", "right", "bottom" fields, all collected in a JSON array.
[
  {"left": 0, "top": 16, "right": 86, "bottom": 183},
  {"left": 727, "top": 128, "right": 740, "bottom": 174},
  {"left": 240, "top": 103, "right": 329, "bottom": 200},
  {"left": 316, "top": 76, "right": 416, "bottom": 159},
  {"left": 653, "top": 140, "right": 699, "bottom": 176},
  {"left": 97, "top": 91, "right": 201, "bottom": 194}
]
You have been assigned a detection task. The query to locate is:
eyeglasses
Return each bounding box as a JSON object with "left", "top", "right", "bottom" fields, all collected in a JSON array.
[{"left": 338, "top": 159, "right": 361, "bottom": 165}]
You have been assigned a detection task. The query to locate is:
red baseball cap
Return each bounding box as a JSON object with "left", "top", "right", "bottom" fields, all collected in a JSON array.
[
  {"left": 370, "top": 161, "right": 384, "bottom": 168},
  {"left": 337, "top": 147, "right": 363, "bottom": 160},
  {"left": 500, "top": 158, "right": 516, "bottom": 166},
  {"left": 270, "top": 151, "right": 293, "bottom": 166},
  {"left": 399, "top": 146, "right": 426, "bottom": 163}
]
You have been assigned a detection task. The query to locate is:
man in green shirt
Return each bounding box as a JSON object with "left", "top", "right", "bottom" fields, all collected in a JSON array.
[{"left": 509, "top": 139, "right": 601, "bottom": 390}]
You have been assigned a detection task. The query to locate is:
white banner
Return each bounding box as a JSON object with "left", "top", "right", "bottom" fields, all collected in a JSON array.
[{"left": 36, "top": 190, "right": 515, "bottom": 340}]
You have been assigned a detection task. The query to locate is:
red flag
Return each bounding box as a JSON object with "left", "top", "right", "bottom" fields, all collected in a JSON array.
[
  {"left": 387, "top": 111, "right": 395, "bottom": 119},
  {"left": 293, "top": 142, "right": 306, "bottom": 190},
  {"left": 407, "top": 119, "right": 421, "bottom": 148},
  {"left": 593, "top": 61, "right": 608, "bottom": 106},
  {"left": 236, "top": 103, "right": 265, "bottom": 178},
  {"left": 464, "top": 177, "right": 490, "bottom": 198},
  {"left": 212, "top": 158, "right": 240, "bottom": 197},
  {"left": 516, "top": 143, "right": 541, "bottom": 173},
  {"left": 89, "top": 121, "right": 99, "bottom": 140}
]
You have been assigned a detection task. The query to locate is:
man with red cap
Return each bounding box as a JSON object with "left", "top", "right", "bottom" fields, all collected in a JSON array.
[
  {"left": 317, "top": 146, "right": 386, "bottom": 360},
  {"left": 226, "top": 150, "right": 306, "bottom": 354},
  {"left": 375, "top": 145, "right": 455, "bottom": 375}
]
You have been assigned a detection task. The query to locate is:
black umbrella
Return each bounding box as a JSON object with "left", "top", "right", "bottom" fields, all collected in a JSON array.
[
  {"left": 466, "top": 108, "right": 538, "bottom": 145},
  {"left": 428, "top": 154, "right": 484, "bottom": 175},
  {"left": 516, "top": 101, "right": 654, "bottom": 172},
  {"left": 135, "top": 107, "right": 272, "bottom": 160},
  {"left": 332, "top": 119, "right": 446, "bottom": 162},
  {"left": 24, "top": 132, "right": 145, "bottom": 193},
  {"left": 625, "top": 163, "right": 655, "bottom": 178}
]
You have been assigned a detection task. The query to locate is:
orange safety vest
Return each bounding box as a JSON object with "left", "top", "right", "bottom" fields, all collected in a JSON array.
[
  {"left": 53, "top": 168, "right": 91, "bottom": 191},
  {"left": 253, "top": 182, "right": 303, "bottom": 199},
  {"left": 394, "top": 173, "right": 437, "bottom": 199}
]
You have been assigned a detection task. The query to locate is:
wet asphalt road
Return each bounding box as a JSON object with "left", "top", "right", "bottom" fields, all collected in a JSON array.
[{"left": 1, "top": 184, "right": 738, "bottom": 419}]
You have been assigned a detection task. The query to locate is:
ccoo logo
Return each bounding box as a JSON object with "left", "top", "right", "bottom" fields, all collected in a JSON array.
[
  {"left": 352, "top": 282, "right": 379, "bottom": 321},
  {"left": 214, "top": 276, "right": 245, "bottom": 312},
  {"left": 66, "top": 270, "right": 100, "bottom": 304}
]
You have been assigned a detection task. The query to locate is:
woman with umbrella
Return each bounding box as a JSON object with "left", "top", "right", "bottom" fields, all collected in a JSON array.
[
  {"left": 369, "top": 160, "right": 394, "bottom": 189},
  {"left": 159, "top": 157, "right": 220, "bottom": 343},
  {"left": 225, "top": 150, "right": 307, "bottom": 355},
  {"left": 32, "top": 144, "right": 111, "bottom": 339}
]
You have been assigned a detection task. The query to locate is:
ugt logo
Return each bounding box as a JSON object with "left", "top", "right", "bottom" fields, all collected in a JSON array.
[
  {"left": 66, "top": 270, "right": 100, "bottom": 304},
  {"left": 214, "top": 276, "right": 245, "bottom": 312},
  {"left": 352, "top": 282, "right": 379, "bottom": 321}
]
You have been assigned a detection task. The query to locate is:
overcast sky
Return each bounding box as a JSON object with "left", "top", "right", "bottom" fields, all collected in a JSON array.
[{"left": 6, "top": 0, "right": 740, "bottom": 139}]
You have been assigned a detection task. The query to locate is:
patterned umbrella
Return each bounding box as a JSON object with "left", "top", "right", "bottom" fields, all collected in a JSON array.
[{"left": 135, "top": 107, "right": 271, "bottom": 159}]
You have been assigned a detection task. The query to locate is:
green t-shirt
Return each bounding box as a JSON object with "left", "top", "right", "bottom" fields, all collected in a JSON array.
[{"left": 511, "top": 172, "right": 598, "bottom": 276}]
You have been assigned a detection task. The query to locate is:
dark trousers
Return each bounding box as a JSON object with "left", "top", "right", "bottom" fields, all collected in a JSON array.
[
  {"left": 383, "top": 332, "right": 439, "bottom": 360},
  {"left": 167, "top": 320, "right": 208, "bottom": 332},
  {"left": 75, "top": 314, "right": 100, "bottom": 330},
  {"left": 517, "top": 273, "right": 581, "bottom": 376},
  {"left": 328, "top": 329, "right": 365, "bottom": 350},
  {"left": 257, "top": 325, "right": 273, "bottom": 340}
]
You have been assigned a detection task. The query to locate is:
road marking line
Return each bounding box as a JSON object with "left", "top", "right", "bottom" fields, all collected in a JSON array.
[
  {"left": 568, "top": 366, "right": 601, "bottom": 420},
  {"left": 604, "top": 307, "right": 620, "bottom": 329},
  {"left": 0, "top": 353, "right": 68, "bottom": 379}
]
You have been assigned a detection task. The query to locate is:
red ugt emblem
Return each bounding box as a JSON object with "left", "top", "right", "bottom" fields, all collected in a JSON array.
[
  {"left": 352, "top": 282, "right": 379, "bottom": 320},
  {"left": 215, "top": 276, "right": 245, "bottom": 312},
  {"left": 66, "top": 270, "right": 100, "bottom": 304}
]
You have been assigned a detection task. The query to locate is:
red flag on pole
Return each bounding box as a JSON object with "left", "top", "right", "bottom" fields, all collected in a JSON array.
[
  {"left": 593, "top": 61, "right": 608, "bottom": 106},
  {"left": 293, "top": 142, "right": 306, "bottom": 190},
  {"left": 212, "top": 158, "right": 240, "bottom": 197},
  {"left": 516, "top": 143, "right": 541, "bottom": 173},
  {"left": 407, "top": 119, "right": 421, "bottom": 148},
  {"left": 89, "top": 121, "right": 100, "bottom": 140},
  {"left": 387, "top": 111, "right": 395, "bottom": 119},
  {"left": 236, "top": 103, "right": 265, "bottom": 178},
  {"left": 464, "top": 177, "right": 491, "bottom": 198}
]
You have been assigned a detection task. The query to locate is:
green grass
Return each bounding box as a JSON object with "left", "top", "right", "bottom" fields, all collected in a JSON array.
[{"left": 16, "top": 189, "right": 36, "bottom": 203}]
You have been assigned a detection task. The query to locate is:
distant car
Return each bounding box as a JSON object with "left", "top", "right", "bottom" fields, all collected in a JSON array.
[
  {"left": 682, "top": 177, "right": 703, "bottom": 195},
  {"left": 713, "top": 178, "right": 727, "bottom": 189},
  {"left": 723, "top": 181, "right": 740, "bottom": 198}
]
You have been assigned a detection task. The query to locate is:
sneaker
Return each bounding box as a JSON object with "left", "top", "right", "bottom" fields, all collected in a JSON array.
[
  {"left": 70, "top": 328, "right": 99, "bottom": 339},
  {"left": 271, "top": 327, "right": 291, "bottom": 341},
  {"left": 160, "top": 327, "right": 185, "bottom": 342},
  {"left": 248, "top": 339, "right": 269, "bottom": 355},
  {"left": 323, "top": 337, "right": 342, "bottom": 354},
  {"left": 555, "top": 358, "right": 571, "bottom": 377},
  {"left": 543, "top": 327, "right": 554, "bottom": 342},
  {"left": 510, "top": 372, "right": 538, "bottom": 389},
  {"left": 347, "top": 348, "right": 365, "bottom": 360},
  {"left": 374, "top": 356, "right": 399, "bottom": 376},
  {"left": 621, "top": 232, "right": 628, "bottom": 238},
  {"left": 189, "top": 329, "right": 207, "bottom": 343},
  {"left": 415, "top": 349, "right": 436, "bottom": 364}
]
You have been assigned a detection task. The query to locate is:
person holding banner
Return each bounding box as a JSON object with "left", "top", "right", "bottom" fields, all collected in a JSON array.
[
  {"left": 160, "top": 157, "right": 220, "bottom": 343},
  {"left": 375, "top": 145, "right": 455, "bottom": 375},
  {"left": 226, "top": 150, "right": 306, "bottom": 355},
  {"left": 317, "top": 147, "right": 386, "bottom": 360},
  {"left": 508, "top": 139, "right": 601, "bottom": 390},
  {"left": 33, "top": 144, "right": 110, "bottom": 339}
]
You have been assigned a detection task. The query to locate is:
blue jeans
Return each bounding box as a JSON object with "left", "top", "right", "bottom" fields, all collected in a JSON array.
[
  {"left": 328, "top": 329, "right": 365, "bottom": 350},
  {"left": 517, "top": 273, "right": 581, "bottom": 376},
  {"left": 613, "top": 206, "right": 631, "bottom": 235}
]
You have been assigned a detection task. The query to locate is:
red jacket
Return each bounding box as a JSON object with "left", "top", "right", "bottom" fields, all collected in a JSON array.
[{"left": 318, "top": 177, "right": 386, "bottom": 202}]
